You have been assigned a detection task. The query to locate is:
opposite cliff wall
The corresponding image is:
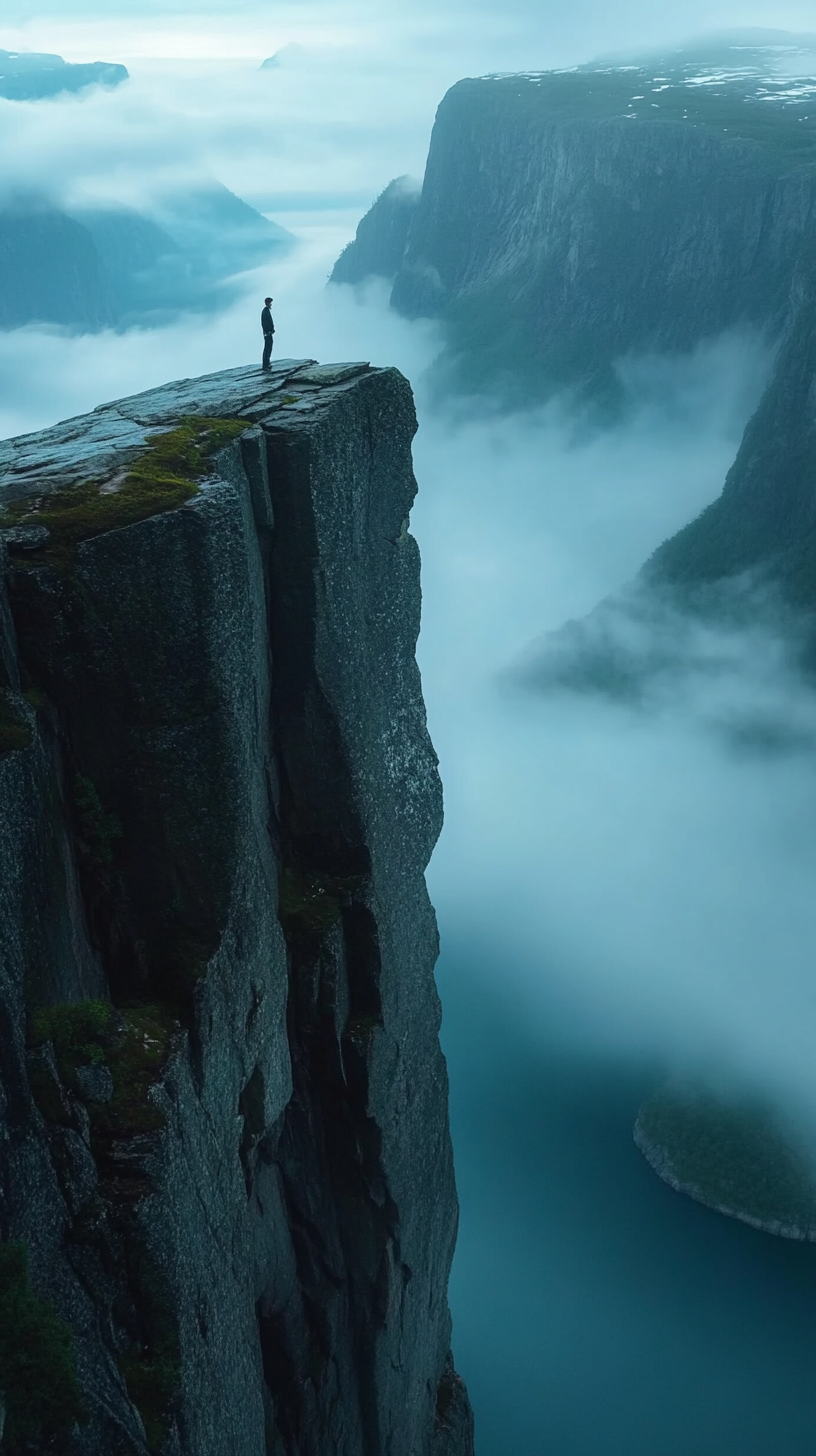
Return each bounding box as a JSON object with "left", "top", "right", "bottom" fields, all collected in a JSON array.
[
  {"left": 334, "top": 70, "right": 816, "bottom": 402},
  {"left": 0, "top": 360, "right": 474, "bottom": 1456}
]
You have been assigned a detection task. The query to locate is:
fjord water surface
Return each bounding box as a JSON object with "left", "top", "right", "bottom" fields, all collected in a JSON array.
[{"left": 436, "top": 945, "right": 816, "bottom": 1455}]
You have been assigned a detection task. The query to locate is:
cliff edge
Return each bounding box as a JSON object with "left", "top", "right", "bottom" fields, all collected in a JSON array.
[{"left": 0, "top": 360, "right": 474, "bottom": 1456}]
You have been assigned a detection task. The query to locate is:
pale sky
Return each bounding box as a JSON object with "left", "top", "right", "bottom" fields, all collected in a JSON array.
[
  {"left": 3, "top": 0, "right": 816, "bottom": 64},
  {"left": 3, "top": 2, "right": 816, "bottom": 218}
]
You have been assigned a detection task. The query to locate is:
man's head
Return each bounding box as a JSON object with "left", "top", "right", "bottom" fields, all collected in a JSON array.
[{"left": 264, "top": 296, "right": 273, "bottom": 305}]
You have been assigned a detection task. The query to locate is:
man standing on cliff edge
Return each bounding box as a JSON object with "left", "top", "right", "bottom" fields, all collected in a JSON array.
[{"left": 261, "top": 296, "right": 275, "bottom": 370}]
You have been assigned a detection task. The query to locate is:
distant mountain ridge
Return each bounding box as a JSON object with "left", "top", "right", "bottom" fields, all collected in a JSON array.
[
  {"left": 0, "top": 48, "right": 127, "bottom": 100},
  {"left": 0, "top": 185, "right": 294, "bottom": 331}
]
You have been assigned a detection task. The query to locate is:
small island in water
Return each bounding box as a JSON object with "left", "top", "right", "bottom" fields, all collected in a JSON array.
[{"left": 635, "top": 1084, "right": 816, "bottom": 1240}]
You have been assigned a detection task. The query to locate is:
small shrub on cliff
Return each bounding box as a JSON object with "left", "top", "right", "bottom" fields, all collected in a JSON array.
[
  {"left": 99, "top": 1003, "right": 178, "bottom": 1137},
  {"left": 0, "top": 1241, "right": 86, "bottom": 1448},
  {"left": 278, "top": 863, "right": 363, "bottom": 938},
  {"left": 29, "top": 999, "right": 113, "bottom": 1082},
  {"left": 28, "top": 999, "right": 178, "bottom": 1137}
]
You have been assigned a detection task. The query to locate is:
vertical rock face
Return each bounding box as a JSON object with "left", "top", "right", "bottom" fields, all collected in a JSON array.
[
  {"left": 0, "top": 360, "right": 474, "bottom": 1456},
  {"left": 334, "top": 69, "right": 816, "bottom": 399},
  {"left": 647, "top": 258, "right": 816, "bottom": 613},
  {"left": 331, "top": 179, "right": 420, "bottom": 287}
]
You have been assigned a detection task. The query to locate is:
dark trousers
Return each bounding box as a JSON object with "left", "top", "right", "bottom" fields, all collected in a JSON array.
[{"left": 262, "top": 333, "right": 274, "bottom": 368}]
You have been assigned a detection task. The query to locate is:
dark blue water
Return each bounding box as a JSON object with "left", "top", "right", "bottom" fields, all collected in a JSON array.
[{"left": 438, "top": 935, "right": 816, "bottom": 1455}]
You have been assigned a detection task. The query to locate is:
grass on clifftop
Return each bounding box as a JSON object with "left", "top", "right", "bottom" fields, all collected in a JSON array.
[
  {"left": 1, "top": 415, "right": 249, "bottom": 573},
  {"left": 638, "top": 1086, "right": 816, "bottom": 1233}
]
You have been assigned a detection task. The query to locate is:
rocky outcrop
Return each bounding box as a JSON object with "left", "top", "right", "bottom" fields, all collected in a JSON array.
[
  {"left": 332, "top": 179, "right": 420, "bottom": 288},
  {"left": 0, "top": 359, "right": 473, "bottom": 1456},
  {"left": 335, "top": 60, "right": 816, "bottom": 401},
  {"left": 0, "top": 49, "right": 127, "bottom": 101}
]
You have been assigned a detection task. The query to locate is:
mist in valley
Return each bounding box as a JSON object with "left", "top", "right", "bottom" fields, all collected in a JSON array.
[{"left": 5, "top": 5, "right": 816, "bottom": 1449}]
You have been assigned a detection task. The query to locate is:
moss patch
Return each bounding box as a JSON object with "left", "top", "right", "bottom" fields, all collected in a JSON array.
[
  {"left": 28, "top": 999, "right": 179, "bottom": 1138},
  {"left": 101, "top": 1003, "right": 179, "bottom": 1138},
  {"left": 0, "top": 687, "right": 33, "bottom": 756},
  {"left": 1, "top": 415, "right": 250, "bottom": 573},
  {"left": 115, "top": 1238, "right": 181, "bottom": 1454},
  {"left": 0, "top": 1240, "right": 87, "bottom": 1449},
  {"left": 26, "top": 1005, "right": 182, "bottom": 1447}
]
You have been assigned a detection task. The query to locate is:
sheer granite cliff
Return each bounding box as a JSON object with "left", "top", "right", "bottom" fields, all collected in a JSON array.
[
  {"left": 333, "top": 64, "right": 816, "bottom": 402},
  {"left": 646, "top": 258, "right": 816, "bottom": 617},
  {"left": 0, "top": 360, "right": 474, "bottom": 1456},
  {"left": 522, "top": 248, "right": 816, "bottom": 702}
]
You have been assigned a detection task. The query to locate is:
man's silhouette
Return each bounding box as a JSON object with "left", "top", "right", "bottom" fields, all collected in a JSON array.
[{"left": 261, "top": 297, "right": 275, "bottom": 370}]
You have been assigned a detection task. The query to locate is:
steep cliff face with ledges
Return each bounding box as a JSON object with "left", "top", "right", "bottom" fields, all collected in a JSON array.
[{"left": 0, "top": 360, "right": 473, "bottom": 1456}]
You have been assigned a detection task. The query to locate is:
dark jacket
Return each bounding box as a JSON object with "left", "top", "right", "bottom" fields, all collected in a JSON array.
[{"left": 261, "top": 306, "right": 274, "bottom": 336}]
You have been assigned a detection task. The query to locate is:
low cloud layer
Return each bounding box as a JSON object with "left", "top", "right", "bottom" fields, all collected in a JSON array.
[{"left": 407, "top": 335, "right": 816, "bottom": 1127}]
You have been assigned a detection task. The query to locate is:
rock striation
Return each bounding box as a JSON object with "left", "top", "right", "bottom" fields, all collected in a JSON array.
[{"left": 0, "top": 359, "right": 474, "bottom": 1456}]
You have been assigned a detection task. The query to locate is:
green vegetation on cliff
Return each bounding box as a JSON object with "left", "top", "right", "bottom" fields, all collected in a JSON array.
[
  {"left": 1, "top": 415, "right": 249, "bottom": 572},
  {"left": 0, "top": 1241, "right": 86, "bottom": 1448},
  {"left": 28, "top": 998, "right": 178, "bottom": 1138},
  {"left": 74, "top": 773, "right": 124, "bottom": 868}
]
